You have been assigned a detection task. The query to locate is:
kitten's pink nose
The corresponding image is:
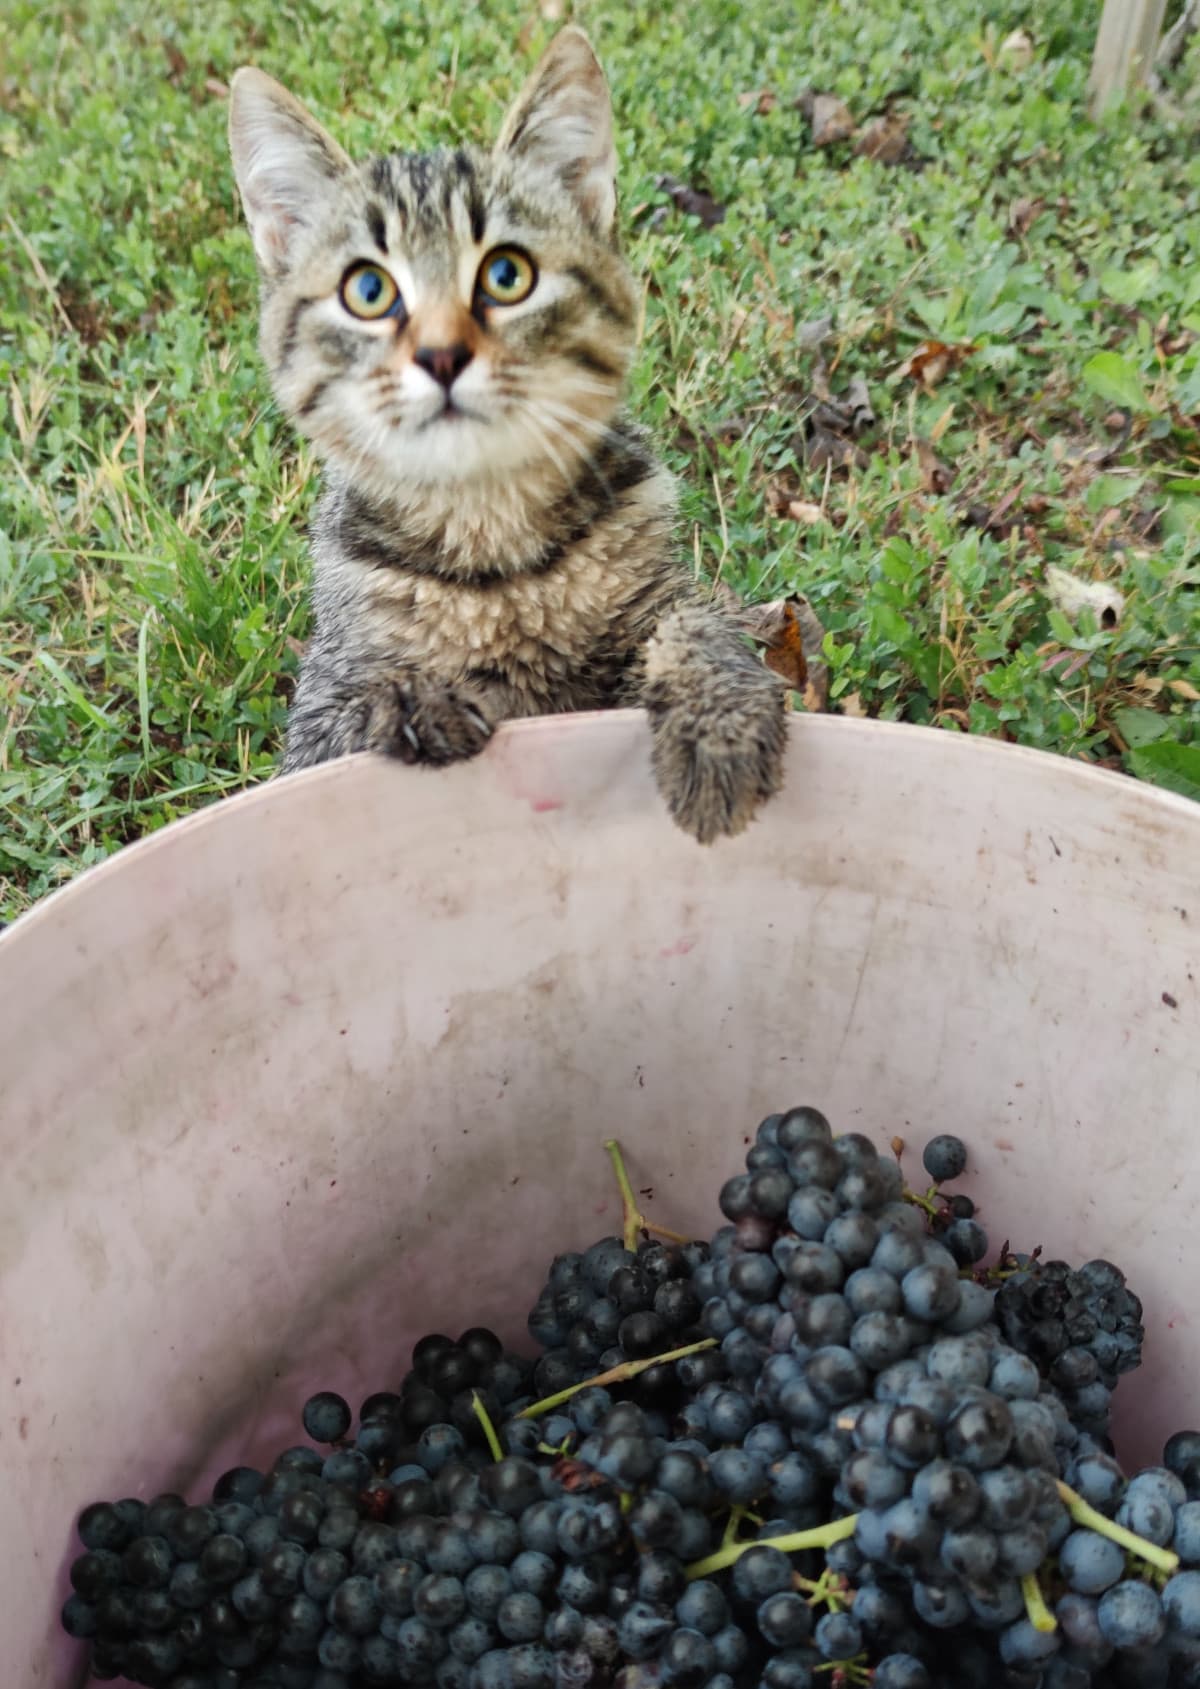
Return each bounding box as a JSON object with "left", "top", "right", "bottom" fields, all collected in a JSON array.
[{"left": 414, "top": 343, "right": 474, "bottom": 389}]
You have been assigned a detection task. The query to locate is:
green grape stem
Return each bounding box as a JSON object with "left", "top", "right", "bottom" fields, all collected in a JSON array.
[
  {"left": 471, "top": 1391, "right": 504, "bottom": 1463},
  {"left": 1021, "top": 1571, "right": 1057, "bottom": 1634},
  {"left": 813, "top": 1657, "right": 871, "bottom": 1685},
  {"left": 517, "top": 1338, "right": 717, "bottom": 1420},
  {"left": 902, "top": 1185, "right": 942, "bottom": 1221},
  {"left": 685, "top": 1513, "right": 859, "bottom": 1580},
  {"left": 1056, "top": 1480, "right": 1181, "bottom": 1574},
  {"left": 604, "top": 1138, "right": 692, "bottom": 1251}
]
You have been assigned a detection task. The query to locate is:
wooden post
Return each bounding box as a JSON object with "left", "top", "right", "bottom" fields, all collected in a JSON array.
[{"left": 1089, "top": 0, "right": 1168, "bottom": 115}]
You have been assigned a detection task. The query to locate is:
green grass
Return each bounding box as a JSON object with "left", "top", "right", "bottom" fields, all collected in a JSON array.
[{"left": 2, "top": 0, "right": 1199, "bottom": 918}]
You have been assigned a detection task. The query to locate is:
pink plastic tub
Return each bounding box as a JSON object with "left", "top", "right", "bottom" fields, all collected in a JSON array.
[{"left": 2, "top": 711, "right": 1198, "bottom": 1685}]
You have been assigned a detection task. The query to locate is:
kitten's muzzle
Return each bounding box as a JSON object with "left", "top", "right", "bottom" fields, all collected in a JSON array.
[{"left": 414, "top": 342, "right": 474, "bottom": 390}]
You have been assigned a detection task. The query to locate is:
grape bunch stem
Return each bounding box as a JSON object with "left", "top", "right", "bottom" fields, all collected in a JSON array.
[
  {"left": 604, "top": 1138, "right": 693, "bottom": 1252},
  {"left": 471, "top": 1391, "right": 505, "bottom": 1463},
  {"left": 517, "top": 1338, "right": 717, "bottom": 1421},
  {"left": 1056, "top": 1480, "right": 1181, "bottom": 1573},
  {"left": 902, "top": 1183, "right": 943, "bottom": 1221},
  {"left": 1020, "top": 1571, "right": 1056, "bottom": 1634},
  {"left": 684, "top": 1513, "right": 858, "bottom": 1580}
]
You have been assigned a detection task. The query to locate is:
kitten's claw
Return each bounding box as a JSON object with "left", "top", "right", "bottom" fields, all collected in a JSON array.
[{"left": 362, "top": 677, "right": 495, "bottom": 768}]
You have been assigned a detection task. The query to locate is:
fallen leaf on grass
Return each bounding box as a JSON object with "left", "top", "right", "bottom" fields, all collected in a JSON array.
[
  {"left": 766, "top": 482, "right": 826, "bottom": 522},
  {"left": 655, "top": 174, "right": 726, "bottom": 227},
  {"left": 962, "top": 483, "right": 1023, "bottom": 535},
  {"left": 761, "top": 602, "right": 809, "bottom": 691},
  {"left": 795, "top": 89, "right": 857, "bottom": 145},
  {"left": 1008, "top": 196, "right": 1045, "bottom": 235},
  {"left": 911, "top": 437, "right": 953, "bottom": 493},
  {"left": 854, "top": 112, "right": 911, "bottom": 164},
  {"left": 737, "top": 88, "right": 777, "bottom": 114},
  {"left": 675, "top": 410, "right": 757, "bottom": 462},
  {"left": 727, "top": 593, "right": 830, "bottom": 711},
  {"left": 786, "top": 370, "right": 876, "bottom": 472},
  {"left": 1044, "top": 565, "right": 1124, "bottom": 628},
  {"left": 845, "top": 375, "right": 875, "bottom": 430},
  {"left": 896, "top": 340, "right": 977, "bottom": 390},
  {"left": 839, "top": 690, "right": 868, "bottom": 718},
  {"left": 801, "top": 426, "right": 869, "bottom": 471},
  {"left": 1168, "top": 678, "right": 1200, "bottom": 701},
  {"left": 797, "top": 314, "right": 833, "bottom": 349},
  {"left": 999, "top": 28, "right": 1034, "bottom": 71}
]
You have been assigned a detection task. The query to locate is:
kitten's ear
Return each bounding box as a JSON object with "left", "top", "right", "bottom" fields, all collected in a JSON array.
[
  {"left": 494, "top": 27, "right": 617, "bottom": 237},
  {"left": 229, "top": 69, "right": 352, "bottom": 275}
]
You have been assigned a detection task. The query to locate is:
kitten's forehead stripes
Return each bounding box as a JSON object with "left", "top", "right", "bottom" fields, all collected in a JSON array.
[
  {"left": 363, "top": 150, "right": 488, "bottom": 240},
  {"left": 366, "top": 203, "right": 388, "bottom": 253},
  {"left": 361, "top": 151, "right": 581, "bottom": 258}
]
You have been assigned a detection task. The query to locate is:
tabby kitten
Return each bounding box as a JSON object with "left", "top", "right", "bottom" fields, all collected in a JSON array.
[{"left": 228, "top": 27, "right": 786, "bottom": 842}]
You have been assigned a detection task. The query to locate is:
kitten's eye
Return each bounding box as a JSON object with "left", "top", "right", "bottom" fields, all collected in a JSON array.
[
  {"left": 340, "top": 262, "right": 403, "bottom": 320},
  {"left": 477, "top": 247, "right": 537, "bottom": 307}
]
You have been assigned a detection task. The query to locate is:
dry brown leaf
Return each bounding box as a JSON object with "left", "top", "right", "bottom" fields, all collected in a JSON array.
[
  {"left": 896, "top": 340, "right": 977, "bottom": 390},
  {"left": 930, "top": 403, "right": 955, "bottom": 443},
  {"left": 1168, "top": 678, "right": 1200, "bottom": 701},
  {"left": 854, "top": 112, "right": 910, "bottom": 164},
  {"left": 1008, "top": 196, "right": 1044, "bottom": 235},
  {"left": 737, "top": 88, "right": 777, "bottom": 114},
  {"left": 787, "top": 499, "right": 825, "bottom": 525},
  {"left": 205, "top": 75, "right": 230, "bottom": 99},
  {"left": 734, "top": 595, "right": 830, "bottom": 710},
  {"left": 762, "top": 603, "right": 809, "bottom": 691},
  {"left": 655, "top": 174, "right": 726, "bottom": 228},
  {"left": 911, "top": 437, "right": 953, "bottom": 494},
  {"left": 805, "top": 92, "right": 857, "bottom": 146},
  {"left": 801, "top": 425, "right": 868, "bottom": 471},
  {"left": 539, "top": 0, "right": 566, "bottom": 17}
]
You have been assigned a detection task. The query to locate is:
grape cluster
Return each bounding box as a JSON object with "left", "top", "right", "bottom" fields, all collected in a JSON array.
[
  {"left": 58, "top": 1109, "right": 1200, "bottom": 1689},
  {"left": 993, "top": 1260, "right": 1144, "bottom": 1442},
  {"left": 526, "top": 1234, "right": 708, "bottom": 1414}
]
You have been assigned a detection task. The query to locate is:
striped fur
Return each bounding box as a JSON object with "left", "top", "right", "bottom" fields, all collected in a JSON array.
[{"left": 229, "top": 28, "right": 786, "bottom": 842}]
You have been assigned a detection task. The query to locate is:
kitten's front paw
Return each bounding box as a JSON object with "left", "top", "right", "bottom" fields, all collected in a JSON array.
[
  {"left": 363, "top": 677, "right": 495, "bottom": 767},
  {"left": 649, "top": 691, "right": 787, "bottom": 845}
]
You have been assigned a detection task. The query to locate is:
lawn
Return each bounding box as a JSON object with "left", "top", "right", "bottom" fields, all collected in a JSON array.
[{"left": 1, "top": 0, "right": 1198, "bottom": 919}]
